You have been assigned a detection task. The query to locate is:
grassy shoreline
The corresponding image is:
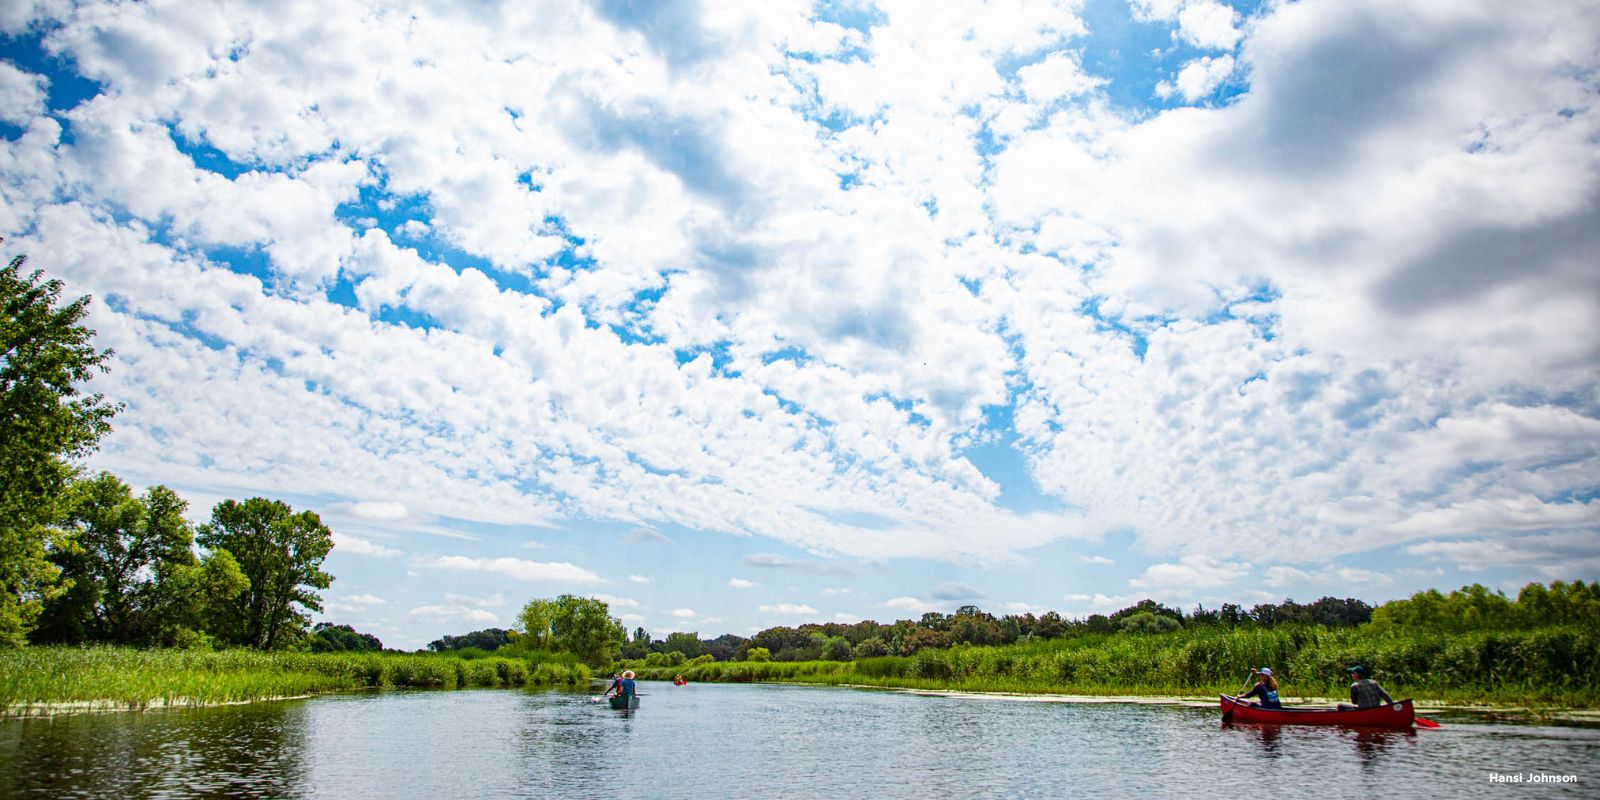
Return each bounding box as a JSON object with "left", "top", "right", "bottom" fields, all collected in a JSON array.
[
  {"left": 1, "top": 646, "right": 590, "bottom": 717},
  {"left": 621, "top": 624, "right": 1600, "bottom": 711}
]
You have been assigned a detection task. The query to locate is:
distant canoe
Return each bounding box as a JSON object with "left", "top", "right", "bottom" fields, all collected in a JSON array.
[
  {"left": 1221, "top": 695, "right": 1414, "bottom": 729},
  {"left": 609, "top": 695, "right": 639, "bottom": 710}
]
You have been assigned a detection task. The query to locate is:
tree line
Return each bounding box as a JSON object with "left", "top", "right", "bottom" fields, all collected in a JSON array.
[
  {"left": 2, "top": 249, "right": 336, "bottom": 650},
  {"left": 600, "top": 585, "right": 1593, "bottom": 667}
]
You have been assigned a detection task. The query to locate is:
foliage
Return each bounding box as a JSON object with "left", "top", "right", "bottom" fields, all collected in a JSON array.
[
  {"left": 745, "top": 646, "right": 771, "bottom": 662},
  {"left": 32, "top": 473, "right": 213, "bottom": 646},
  {"left": 1117, "top": 612, "right": 1180, "bottom": 634},
  {"left": 0, "top": 646, "right": 592, "bottom": 714},
  {"left": 517, "top": 595, "right": 625, "bottom": 670},
  {"left": 310, "top": 623, "right": 382, "bottom": 653},
  {"left": 197, "top": 498, "right": 334, "bottom": 650},
  {"left": 0, "top": 252, "right": 120, "bottom": 646},
  {"left": 428, "top": 627, "right": 513, "bottom": 652}
]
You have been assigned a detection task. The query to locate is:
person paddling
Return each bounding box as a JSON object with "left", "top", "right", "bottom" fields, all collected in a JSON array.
[
  {"left": 1239, "top": 667, "right": 1283, "bottom": 709},
  {"left": 1339, "top": 665, "right": 1394, "bottom": 710},
  {"left": 673, "top": 674, "right": 686, "bottom": 686},
  {"left": 615, "top": 670, "right": 637, "bottom": 702}
]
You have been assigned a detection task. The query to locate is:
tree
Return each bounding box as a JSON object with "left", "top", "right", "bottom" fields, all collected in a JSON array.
[
  {"left": 518, "top": 594, "right": 625, "bottom": 669},
  {"left": 821, "top": 635, "right": 853, "bottom": 661},
  {"left": 429, "top": 627, "right": 513, "bottom": 652},
  {"left": 197, "top": 498, "right": 334, "bottom": 650},
  {"left": 0, "top": 251, "right": 120, "bottom": 646},
  {"left": 311, "top": 622, "right": 383, "bottom": 652},
  {"left": 662, "top": 631, "right": 705, "bottom": 659},
  {"left": 32, "top": 473, "right": 195, "bottom": 644},
  {"left": 744, "top": 646, "right": 771, "bottom": 662}
]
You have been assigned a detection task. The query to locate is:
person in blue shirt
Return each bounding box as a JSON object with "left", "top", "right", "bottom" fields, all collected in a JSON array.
[
  {"left": 615, "top": 670, "right": 637, "bottom": 700},
  {"left": 1240, "top": 667, "right": 1283, "bottom": 709}
]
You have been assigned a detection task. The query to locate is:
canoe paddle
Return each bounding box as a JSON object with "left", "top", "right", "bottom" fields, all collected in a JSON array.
[
  {"left": 1221, "top": 671, "right": 1255, "bottom": 723},
  {"left": 1415, "top": 715, "right": 1441, "bottom": 728}
]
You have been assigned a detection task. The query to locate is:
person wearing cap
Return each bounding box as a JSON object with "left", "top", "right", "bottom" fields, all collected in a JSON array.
[
  {"left": 1239, "top": 667, "right": 1282, "bottom": 709},
  {"left": 1340, "top": 665, "right": 1394, "bottom": 710}
]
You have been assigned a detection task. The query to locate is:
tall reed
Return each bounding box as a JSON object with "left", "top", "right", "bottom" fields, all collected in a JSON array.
[{"left": 1, "top": 646, "right": 592, "bottom": 715}]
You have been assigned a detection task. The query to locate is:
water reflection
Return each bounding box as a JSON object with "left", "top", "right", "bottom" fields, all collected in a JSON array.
[
  {"left": 1347, "top": 727, "right": 1415, "bottom": 770},
  {"left": 2, "top": 686, "right": 1596, "bottom": 799},
  {"left": 0, "top": 701, "right": 306, "bottom": 798}
]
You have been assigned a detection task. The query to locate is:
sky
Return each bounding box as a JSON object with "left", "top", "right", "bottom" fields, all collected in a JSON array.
[{"left": 2, "top": 0, "right": 1597, "bottom": 650}]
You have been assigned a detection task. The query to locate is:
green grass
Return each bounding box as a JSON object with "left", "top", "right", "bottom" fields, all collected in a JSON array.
[
  {"left": 623, "top": 625, "right": 1600, "bottom": 708},
  {"left": 0, "top": 646, "right": 592, "bottom": 715}
]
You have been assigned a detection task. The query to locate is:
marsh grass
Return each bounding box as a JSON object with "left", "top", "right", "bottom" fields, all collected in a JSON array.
[
  {"left": 1, "top": 646, "right": 591, "bottom": 715},
  {"left": 626, "top": 625, "right": 1600, "bottom": 707}
]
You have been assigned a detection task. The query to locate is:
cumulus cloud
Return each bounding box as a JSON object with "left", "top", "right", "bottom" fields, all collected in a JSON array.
[
  {"left": 409, "top": 555, "right": 604, "bottom": 584},
  {"left": 333, "top": 533, "right": 403, "bottom": 558},
  {"left": 628, "top": 574, "right": 653, "bottom": 584},
  {"left": 1130, "top": 556, "right": 1252, "bottom": 593},
  {"left": 728, "top": 578, "right": 756, "bottom": 589},
  {"left": 408, "top": 604, "right": 499, "bottom": 624},
  {"left": 759, "top": 603, "right": 819, "bottom": 616},
  {"left": 0, "top": 0, "right": 1594, "bottom": 614},
  {"left": 670, "top": 608, "right": 697, "bottom": 618}
]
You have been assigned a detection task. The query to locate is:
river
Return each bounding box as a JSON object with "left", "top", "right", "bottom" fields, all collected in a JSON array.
[{"left": 2, "top": 683, "right": 1595, "bottom": 797}]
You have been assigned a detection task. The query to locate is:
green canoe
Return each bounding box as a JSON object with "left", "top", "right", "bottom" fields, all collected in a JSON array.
[{"left": 609, "top": 695, "right": 639, "bottom": 710}]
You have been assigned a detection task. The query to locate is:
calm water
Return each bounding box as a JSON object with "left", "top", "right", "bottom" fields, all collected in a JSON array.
[{"left": 2, "top": 683, "right": 1595, "bottom": 798}]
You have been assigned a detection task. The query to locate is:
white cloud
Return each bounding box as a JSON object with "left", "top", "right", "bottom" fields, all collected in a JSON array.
[
  {"left": 330, "top": 500, "right": 410, "bottom": 521},
  {"left": 1158, "top": 54, "right": 1235, "bottom": 101},
  {"left": 333, "top": 533, "right": 403, "bottom": 558},
  {"left": 0, "top": 0, "right": 1593, "bottom": 644},
  {"left": 669, "top": 608, "right": 697, "bottom": 618},
  {"left": 883, "top": 596, "right": 935, "bottom": 614},
  {"left": 1060, "top": 593, "right": 1136, "bottom": 615},
  {"left": 522, "top": 540, "right": 546, "bottom": 550},
  {"left": 444, "top": 592, "right": 507, "bottom": 608},
  {"left": 759, "top": 603, "right": 819, "bottom": 616},
  {"left": 409, "top": 555, "right": 604, "bottom": 584},
  {"left": 0, "top": 62, "right": 47, "bottom": 125},
  {"left": 820, "top": 587, "right": 852, "bottom": 595},
  {"left": 1078, "top": 555, "right": 1114, "bottom": 565},
  {"left": 628, "top": 574, "right": 652, "bottom": 584},
  {"left": 1130, "top": 556, "right": 1252, "bottom": 593},
  {"left": 728, "top": 578, "right": 756, "bottom": 589},
  {"left": 1176, "top": 1, "right": 1241, "bottom": 50},
  {"left": 594, "top": 594, "right": 640, "bottom": 608},
  {"left": 408, "top": 604, "right": 499, "bottom": 624},
  {"left": 344, "top": 593, "right": 386, "bottom": 605}
]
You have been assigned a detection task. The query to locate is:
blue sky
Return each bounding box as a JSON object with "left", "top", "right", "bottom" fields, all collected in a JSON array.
[{"left": 2, "top": 0, "right": 1597, "bottom": 649}]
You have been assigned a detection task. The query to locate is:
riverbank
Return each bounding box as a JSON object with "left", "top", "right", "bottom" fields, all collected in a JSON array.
[
  {"left": 0, "top": 646, "right": 591, "bottom": 717},
  {"left": 621, "top": 623, "right": 1600, "bottom": 712}
]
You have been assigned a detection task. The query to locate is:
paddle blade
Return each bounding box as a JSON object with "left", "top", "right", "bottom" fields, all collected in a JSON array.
[{"left": 1415, "top": 716, "right": 1441, "bottom": 728}]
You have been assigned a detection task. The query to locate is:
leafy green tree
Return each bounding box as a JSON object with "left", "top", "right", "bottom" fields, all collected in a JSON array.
[
  {"left": 821, "top": 635, "right": 853, "bottom": 661},
  {"left": 517, "top": 594, "right": 625, "bottom": 669},
  {"left": 852, "top": 637, "right": 889, "bottom": 658},
  {"left": 197, "top": 498, "right": 334, "bottom": 650},
  {"left": 1117, "top": 611, "right": 1180, "bottom": 634},
  {"left": 0, "top": 252, "right": 120, "bottom": 646},
  {"left": 153, "top": 547, "right": 247, "bottom": 647},
  {"left": 32, "top": 473, "right": 194, "bottom": 644},
  {"left": 662, "top": 631, "right": 705, "bottom": 659},
  {"left": 311, "top": 622, "right": 383, "bottom": 652},
  {"left": 429, "top": 627, "right": 513, "bottom": 652},
  {"left": 744, "top": 646, "right": 771, "bottom": 662}
]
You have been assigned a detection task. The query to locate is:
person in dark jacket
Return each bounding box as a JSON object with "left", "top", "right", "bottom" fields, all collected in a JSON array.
[{"left": 1339, "top": 665, "right": 1394, "bottom": 709}]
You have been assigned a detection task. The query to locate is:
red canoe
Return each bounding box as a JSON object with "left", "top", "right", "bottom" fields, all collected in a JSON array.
[{"left": 1221, "top": 695, "right": 1416, "bottom": 729}]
